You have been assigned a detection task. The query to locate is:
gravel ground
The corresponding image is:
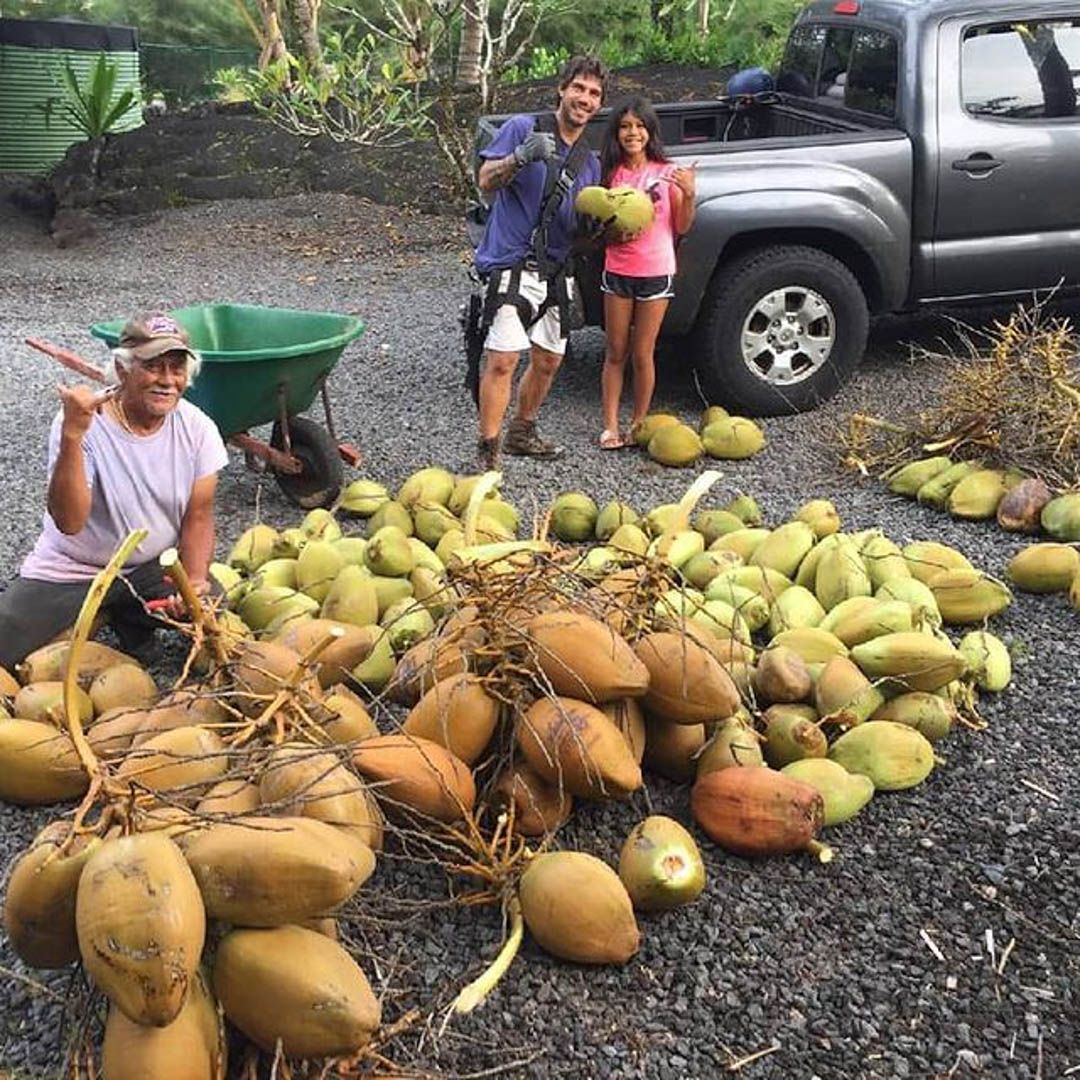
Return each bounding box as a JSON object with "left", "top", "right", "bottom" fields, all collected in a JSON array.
[{"left": 0, "top": 192, "right": 1077, "bottom": 1079}]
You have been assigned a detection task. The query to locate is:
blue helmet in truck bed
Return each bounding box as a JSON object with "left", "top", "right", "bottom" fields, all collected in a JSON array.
[{"left": 726, "top": 67, "right": 775, "bottom": 96}]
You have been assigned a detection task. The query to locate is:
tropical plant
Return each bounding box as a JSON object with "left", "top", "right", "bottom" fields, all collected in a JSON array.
[{"left": 41, "top": 53, "right": 139, "bottom": 139}]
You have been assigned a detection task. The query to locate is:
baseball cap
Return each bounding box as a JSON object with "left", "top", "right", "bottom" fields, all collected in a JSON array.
[{"left": 119, "top": 312, "right": 195, "bottom": 363}]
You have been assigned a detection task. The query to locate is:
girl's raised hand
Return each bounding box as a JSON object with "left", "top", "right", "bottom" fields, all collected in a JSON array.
[{"left": 669, "top": 163, "right": 697, "bottom": 199}]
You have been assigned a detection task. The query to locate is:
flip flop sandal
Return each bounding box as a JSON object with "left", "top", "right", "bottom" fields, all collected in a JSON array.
[{"left": 599, "top": 429, "right": 628, "bottom": 450}]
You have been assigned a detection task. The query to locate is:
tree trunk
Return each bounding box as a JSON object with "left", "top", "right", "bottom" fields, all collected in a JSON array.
[
  {"left": 255, "top": 0, "right": 289, "bottom": 70},
  {"left": 457, "top": 3, "right": 483, "bottom": 87},
  {"left": 697, "top": 0, "right": 710, "bottom": 33},
  {"left": 291, "top": 0, "right": 323, "bottom": 70}
]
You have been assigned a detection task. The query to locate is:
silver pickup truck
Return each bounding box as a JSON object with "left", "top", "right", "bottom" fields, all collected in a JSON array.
[{"left": 478, "top": 0, "right": 1080, "bottom": 414}]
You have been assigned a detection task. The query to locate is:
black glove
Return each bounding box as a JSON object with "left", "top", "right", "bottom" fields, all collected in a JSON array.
[{"left": 513, "top": 130, "right": 556, "bottom": 166}]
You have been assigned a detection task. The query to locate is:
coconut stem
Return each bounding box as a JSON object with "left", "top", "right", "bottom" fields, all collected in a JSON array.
[
  {"left": 462, "top": 470, "right": 502, "bottom": 547},
  {"left": 806, "top": 838, "right": 834, "bottom": 864},
  {"left": 63, "top": 529, "right": 148, "bottom": 783},
  {"left": 673, "top": 469, "right": 724, "bottom": 531},
  {"left": 451, "top": 892, "right": 524, "bottom": 1014},
  {"left": 159, "top": 546, "right": 228, "bottom": 667}
]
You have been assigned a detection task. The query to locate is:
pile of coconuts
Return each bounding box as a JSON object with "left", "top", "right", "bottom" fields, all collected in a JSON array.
[
  {"left": 630, "top": 407, "right": 766, "bottom": 468},
  {"left": 0, "top": 463, "right": 1019, "bottom": 1076}
]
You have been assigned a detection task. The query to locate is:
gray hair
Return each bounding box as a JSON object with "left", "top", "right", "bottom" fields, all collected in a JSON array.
[{"left": 112, "top": 345, "right": 202, "bottom": 383}]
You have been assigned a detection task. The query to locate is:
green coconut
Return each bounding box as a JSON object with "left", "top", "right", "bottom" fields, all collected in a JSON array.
[
  {"left": 617, "top": 816, "right": 705, "bottom": 912},
  {"left": 648, "top": 423, "right": 703, "bottom": 467},
  {"left": 702, "top": 417, "right": 765, "bottom": 460},
  {"left": 551, "top": 492, "right": 599, "bottom": 541}
]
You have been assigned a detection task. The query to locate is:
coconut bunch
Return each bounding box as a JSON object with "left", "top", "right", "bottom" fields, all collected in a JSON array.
[
  {"left": 626, "top": 406, "right": 766, "bottom": 467},
  {"left": 840, "top": 303, "right": 1080, "bottom": 490},
  {"left": 0, "top": 539, "right": 391, "bottom": 1075}
]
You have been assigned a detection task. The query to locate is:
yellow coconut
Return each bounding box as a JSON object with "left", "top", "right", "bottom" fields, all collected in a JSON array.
[
  {"left": 183, "top": 816, "right": 375, "bottom": 926},
  {"left": 101, "top": 970, "right": 226, "bottom": 1080},
  {"left": 351, "top": 734, "right": 476, "bottom": 822},
  {"left": 633, "top": 632, "right": 740, "bottom": 724},
  {"left": 214, "top": 925, "right": 381, "bottom": 1058},
  {"left": 0, "top": 719, "right": 88, "bottom": 805},
  {"left": 115, "top": 726, "right": 228, "bottom": 801},
  {"left": 87, "top": 664, "right": 158, "bottom": 715},
  {"left": 519, "top": 851, "right": 640, "bottom": 964},
  {"left": 77, "top": 832, "right": 205, "bottom": 1026},
  {"left": 4, "top": 821, "right": 101, "bottom": 968},
  {"left": 402, "top": 673, "right": 500, "bottom": 764},
  {"left": 518, "top": 696, "right": 642, "bottom": 799}
]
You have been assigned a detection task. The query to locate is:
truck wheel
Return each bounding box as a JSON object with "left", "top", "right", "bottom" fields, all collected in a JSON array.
[
  {"left": 270, "top": 415, "right": 343, "bottom": 510},
  {"left": 692, "top": 245, "right": 868, "bottom": 416}
]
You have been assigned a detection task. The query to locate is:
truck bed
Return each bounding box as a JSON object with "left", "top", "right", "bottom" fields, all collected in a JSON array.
[{"left": 477, "top": 94, "right": 896, "bottom": 157}]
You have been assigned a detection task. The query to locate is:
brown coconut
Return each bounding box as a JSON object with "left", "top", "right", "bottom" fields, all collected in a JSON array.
[
  {"left": 87, "top": 706, "right": 149, "bottom": 758},
  {"left": 634, "top": 632, "right": 740, "bottom": 723},
  {"left": 996, "top": 477, "right": 1052, "bottom": 533},
  {"left": 524, "top": 610, "right": 649, "bottom": 703},
  {"left": 213, "top": 925, "right": 381, "bottom": 1058},
  {"left": 4, "top": 822, "right": 101, "bottom": 968},
  {"left": 17, "top": 639, "right": 134, "bottom": 687},
  {"left": 518, "top": 696, "right": 642, "bottom": 799},
  {"left": 88, "top": 664, "right": 158, "bottom": 715},
  {"left": 12, "top": 680, "right": 94, "bottom": 726},
  {"left": 643, "top": 715, "right": 707, "bottom": 782},
  {"left": 389, "top": 636, "right": 471, "bottom": 705},
  {"left": 230, "top": 639, "right": 304, "bottom": 715},
  {"left": 696, "top": 715, "right": 765, "bottom": 777},
  {"left": 196, "top": 778, "right": 262, "bottom": 816},
  {"left": 76, "top": 832, "right": 205, "bottom": 1026},
  {"left": 273, "top": 617, "right": 378, "bottom": 689},
  {"left": 402, "top": 673, "right": 501, "bottom": 764},
  {"left": 258, "top": 745, "right": 384, "bottom": 849},
  {"left": 116, "top": 726, "right": 228, "bottom": 801},
  {"left": 691, "top": 766, "right": 824, "bottom": 858},
  {"left": 101, "top": 970, "right": 226, "bottom": 1080},
  {"left": 601, "top": 698, "right": 647, "bottom": 764},
  {"left": 0, "top": 719, "right": 88, "bottom": 805},
  {"left": 752, "top": 645, "right": 813, "bottom": 704},
  {"left": 183, "top": 816, "right": 375, "bottom": 926},
  {"left": 318, "top": 684, "right": 379, "bottom": 742},
  {"left": 351, "top": 734, "right": 476, "bottom": 822},
  {"left": 518, "top": 851, "right": 640, "bottom": 964},
  {"left": 493, "top": 761, "right": 573, "bottom": 836}
]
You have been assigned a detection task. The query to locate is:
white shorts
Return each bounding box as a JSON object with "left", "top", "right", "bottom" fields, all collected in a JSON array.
[{"left": 482, "top": 267, "right": 571, "bottom": 357}]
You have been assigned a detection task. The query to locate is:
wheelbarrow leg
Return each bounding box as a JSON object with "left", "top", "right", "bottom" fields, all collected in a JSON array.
[{"left": 320, "top": 381, "right": 363, "bottom": 468}]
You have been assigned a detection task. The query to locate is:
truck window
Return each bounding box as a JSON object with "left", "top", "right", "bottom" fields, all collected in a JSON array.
[
  {"left": 963, "top": 20, "right": 1080, "bottom": 119},
  {"left": 845, "top": 29, "right": 898, "bottom": 116},
  {"left": 778, "top": 24, "right": 826, "bottom": 97},
  {"left": 778, "top": 23, "right": 898, "bottom": 116}
]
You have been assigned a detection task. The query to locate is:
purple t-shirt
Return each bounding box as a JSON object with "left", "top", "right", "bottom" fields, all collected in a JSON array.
[
  {"left": 20, "top": 399, "right": 229, "bottom": 582},
  {"left": 474, "top": 113, "right": 600, "bottom": 274}
]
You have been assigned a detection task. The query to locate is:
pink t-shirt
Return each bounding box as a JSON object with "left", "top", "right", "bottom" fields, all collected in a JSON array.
[
  {"left": 20, "top": 399, "right": 229, "bottom": 582},
  {"left": 604, "top": 161, "right": 680, "bottom": 278}
]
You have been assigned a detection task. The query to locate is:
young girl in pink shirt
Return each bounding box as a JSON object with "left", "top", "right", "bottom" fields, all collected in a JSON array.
[{"left": 598, "top": 97, "right": 696, "bottom": 448}]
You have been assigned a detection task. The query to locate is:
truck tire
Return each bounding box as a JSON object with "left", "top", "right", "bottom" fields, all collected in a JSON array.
[{"left": 692, "top": 245, "right": 869, "bottom": 416}]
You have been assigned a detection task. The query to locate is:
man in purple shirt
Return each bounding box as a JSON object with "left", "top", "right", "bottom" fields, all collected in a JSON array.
[{"left": 473, "top": 55, "right": 606, "bottom": 469}]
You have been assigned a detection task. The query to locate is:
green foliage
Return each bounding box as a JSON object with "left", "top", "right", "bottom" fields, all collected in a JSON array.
[
  {"left": 2, "top": 0, "right": 253, "bottom": 47},
  {"left": 41, "top": 53, "right": 139, "bottom": 139},
  {"left": 503, "top": 46, "right": 571, "bottom": 85},
  {"left": 515, "top": 0, "right": 802, "bottom": 82},
  {"left": 229, "top": 29, "right": 431, "bottom": 147}
]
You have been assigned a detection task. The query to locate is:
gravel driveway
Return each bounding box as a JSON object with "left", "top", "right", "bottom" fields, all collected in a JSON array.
[{"left": 0, "top": 192, "right": 1076, "bottom": 1079}]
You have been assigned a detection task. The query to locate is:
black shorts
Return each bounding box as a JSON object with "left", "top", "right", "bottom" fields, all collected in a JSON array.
[{"left": 601, "top": 270, "right": 675, "bottom": 301}]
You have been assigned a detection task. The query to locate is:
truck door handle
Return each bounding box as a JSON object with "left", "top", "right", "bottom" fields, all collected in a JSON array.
[{"left": 952, "top": 153, "right": 1002, "bottom": 174}]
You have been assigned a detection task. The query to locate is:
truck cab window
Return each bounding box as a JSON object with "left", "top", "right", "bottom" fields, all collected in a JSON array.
[
  {"left": 963, "top": 20, "right": 1080, "bottom": 119},
  {"left": 846, "top": 29, "right": 899, "bottom": 116},
  {"left": 818, "top": 28, "right": 854, "bottom": 98},
  {"left": 778, "top": 24, "right": 826, "bottom": 97}
]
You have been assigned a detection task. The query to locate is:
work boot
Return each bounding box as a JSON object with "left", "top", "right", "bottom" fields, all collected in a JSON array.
[
  {"left": 504, "top": 417, "right": 564, "bottom": 459},
  {"left": 476, "top": 434, "right": 502, "bottom": 472}
]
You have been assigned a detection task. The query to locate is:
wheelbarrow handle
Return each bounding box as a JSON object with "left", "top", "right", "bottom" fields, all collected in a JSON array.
[{"left": 25, "top": 338, "right": 109, "bottom": 384}]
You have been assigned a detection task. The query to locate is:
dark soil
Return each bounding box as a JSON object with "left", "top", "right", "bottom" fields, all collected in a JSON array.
[{"left": 16, "top": 63, "right": 734, "bottom": 228}]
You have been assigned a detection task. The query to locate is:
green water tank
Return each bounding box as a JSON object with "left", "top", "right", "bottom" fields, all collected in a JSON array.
[{"left": 0, "top": 18, "right": 143, "bottom": 174}]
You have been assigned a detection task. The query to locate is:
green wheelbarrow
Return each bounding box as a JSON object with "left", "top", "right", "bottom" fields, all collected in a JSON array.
[{"left": 88, "top": 303, "right": 365, "bottom": 510}]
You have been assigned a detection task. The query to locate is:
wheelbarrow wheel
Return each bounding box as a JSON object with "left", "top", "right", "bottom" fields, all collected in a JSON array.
[{"left": 270, "top": 415, "right": 343, "bottom": 510}]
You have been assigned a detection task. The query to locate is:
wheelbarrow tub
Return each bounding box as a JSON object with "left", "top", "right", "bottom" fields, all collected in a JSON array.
[{"left": 90, "top": 303, "right": 365, "bottom": 438}]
